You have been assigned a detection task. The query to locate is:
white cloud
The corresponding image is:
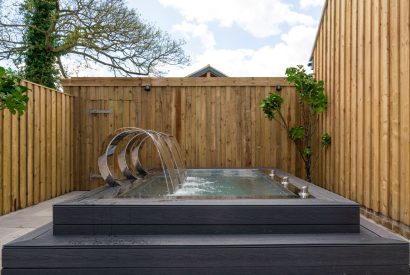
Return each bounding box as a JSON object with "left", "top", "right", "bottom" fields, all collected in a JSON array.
[
  {"left": 299, "top": 0, "right": 326, "bottom": 9},
  {"left": 159, "top": 0, "right": 316, "bottom": 38},
  {"left": 172, "top": 21, "right": 216, "bottom": 49},
  {"left": 56, "top": 1, "right": 322, "bottom": 77},
  {"left": 166, "top": 25, "right": 317, "bottom": 76}
]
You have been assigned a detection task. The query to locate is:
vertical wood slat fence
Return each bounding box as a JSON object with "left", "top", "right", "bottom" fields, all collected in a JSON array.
[
  {"left": 0, "top": 81, "right": 74, "bottom": 215},
  {"left": 312, "top": 0, "right": 410, "bottom": 235},
  {"left": 62, "top": 77, "right": 303, "bottom": 190},
  {"left": 2, "top": 65, "right": 410, "bottom": 236}
]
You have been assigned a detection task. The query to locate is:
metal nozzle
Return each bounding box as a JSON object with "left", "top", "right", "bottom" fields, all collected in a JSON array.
[
  {"left": 281, "top": 176, "right": 289, "bottom": 188},
  {"left": 299, "top": 185, "right": 309, "bottom": 199}
]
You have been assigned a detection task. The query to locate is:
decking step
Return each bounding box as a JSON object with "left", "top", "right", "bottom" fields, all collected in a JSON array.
[{"left": 2, "top": 222, "right": 408, "bottom": 275}]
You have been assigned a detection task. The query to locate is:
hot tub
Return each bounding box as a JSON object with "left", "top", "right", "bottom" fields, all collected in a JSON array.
[{"left": 52, "top": 168, "right": 359, "bottom": 235}]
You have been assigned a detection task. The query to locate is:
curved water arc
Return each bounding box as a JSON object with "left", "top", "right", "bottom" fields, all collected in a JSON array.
[{"left": 98, "top": 127, "right": 187, "bottom": 194}]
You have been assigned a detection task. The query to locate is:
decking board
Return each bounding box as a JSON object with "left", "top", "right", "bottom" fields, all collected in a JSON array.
[{"left": 2, "top": 222, "right": 408, "bottom": 274}]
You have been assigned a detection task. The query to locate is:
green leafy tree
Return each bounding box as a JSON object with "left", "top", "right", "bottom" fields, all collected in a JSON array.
[
  {"left": 0, "top": 66, "right": 29, "bottom": 115},
  {"left": 0, "top": 0, "right": 189, "bottom": 88},
  {"left": 260, "top": 65, "right": 330, "bottom": 182}
]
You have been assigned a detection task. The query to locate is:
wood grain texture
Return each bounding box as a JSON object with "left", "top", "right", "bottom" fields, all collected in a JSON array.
[
  {"left": 0, "top": 81, "right": 74, "bottom": 215},
  {"left": 61, "top": 77, "right": 293, "bottom": 87},
  {"left": 61, "top": 78, "right": 303, "bottom": 189},
  {"left": 311, "top": 0, "right": 410, "bottom": 227}
]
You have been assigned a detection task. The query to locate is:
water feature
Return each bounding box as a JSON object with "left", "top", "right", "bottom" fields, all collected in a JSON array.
[
  {"left": 98, "top": 127, "right": 187, "bottom": 193},
  {"left": 99, "top": 128, "right": 302, "bottom": 199}
]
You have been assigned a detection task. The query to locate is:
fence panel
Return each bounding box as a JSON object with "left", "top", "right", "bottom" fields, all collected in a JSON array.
[
  {"left": 311, "top": 0, "right": 410, "bottom": 235},
  {"left": 0, "top": 81, "right": 74, "bottom": 215},
  {"left": 62, "top": 77, "right": 303, "bottom": 190}
]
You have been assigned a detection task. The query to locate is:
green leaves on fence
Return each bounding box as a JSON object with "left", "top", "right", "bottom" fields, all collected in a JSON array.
[
  {"left": 259, "top": 92, "right": 283, "bottom": 120},
  {"left": 259, "top": 65, "right": 331, "bottom": 182},
  {"left": 289, "top": 126, "right": 305, "bottom": 141},
  {"left": 303, "top": 147, "right": 312, "bottom": 158},
  {"left": 321, "top": 132, "right": 331, "bottom": 148},
  {"left": 286, "top": 65, "right": 327, "bottom": 114},
  {"left": 0, "top": 66, "right": 30, "bottom": 115}
]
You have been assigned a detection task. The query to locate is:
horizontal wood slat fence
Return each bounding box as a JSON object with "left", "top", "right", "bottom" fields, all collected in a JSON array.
[
  {"left": 312, "top": 0, "right": 410, "bottom": 236},
  {"left": 62, "top": 77, "right": 303, "bottom": 190},
  {"left": 0, "top": 81, "right": 74, "bottom": 215}
]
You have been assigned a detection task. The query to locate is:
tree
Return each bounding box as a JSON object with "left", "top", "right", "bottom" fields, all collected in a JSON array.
[
  {"left": 0, "top": 0, "right": 189, "bottom": 88},
  {"left": 260, "top": 65, "right": 331, "bottom": 182},
  {"left": 23, "top": 0, "right": 60, "bottom": 88}
]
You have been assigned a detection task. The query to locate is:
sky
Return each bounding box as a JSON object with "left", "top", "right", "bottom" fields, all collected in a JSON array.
[
  {"left": 0, "top": 0, "right": 326, "bottom": 77},
  {"left": 122, "top": 0, "right": 326, "bottom": 77}
]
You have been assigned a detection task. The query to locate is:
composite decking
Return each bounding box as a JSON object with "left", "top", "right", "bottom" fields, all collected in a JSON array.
[{"left": 1, "top": 219, "right": 408, "bottom": 275}]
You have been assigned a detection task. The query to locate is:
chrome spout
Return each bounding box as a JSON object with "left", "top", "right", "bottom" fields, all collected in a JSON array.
[
  {"left": 281, "top": 176, "right": 289, "bottom": 188},
  {"left": 299, "top": 185, "right": 309, "bottom": 199}
]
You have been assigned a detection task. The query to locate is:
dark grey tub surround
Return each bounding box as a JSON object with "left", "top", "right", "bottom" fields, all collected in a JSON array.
[
  {"left": 53, "top": 202, "right": 360, "bottom": 235},
  {"left": 52, "top": 169, "right": 360, "bottom": 235}
]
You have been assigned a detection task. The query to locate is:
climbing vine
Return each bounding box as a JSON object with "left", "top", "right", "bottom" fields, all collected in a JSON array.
[{"left": 22, "top": 0, "right": 59, "bottom": 88}]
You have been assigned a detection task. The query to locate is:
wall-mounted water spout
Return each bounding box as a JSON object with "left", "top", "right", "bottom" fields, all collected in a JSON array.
[{"left": 98, "top": 127, "right": 187, "bottom": 194}]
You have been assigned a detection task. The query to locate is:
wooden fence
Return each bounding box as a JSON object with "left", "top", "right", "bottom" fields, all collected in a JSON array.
[
  {"left": 2, "top": 63, "right": 410, "bottom": 236},
  {"left": 1, "top": 1, "right": 409, "bottom": 237},
  {"left": 0, "top": 81, "right": 74, "bottom": 215},
  {"left": 311, "top": 0, "right": 410, "bottom": 234},
  {"left": 61, "top": 77, "right": 303, "bottom": 190}
]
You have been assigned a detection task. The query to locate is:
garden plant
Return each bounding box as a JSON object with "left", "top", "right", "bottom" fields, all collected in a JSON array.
[
  {"left": 260, "top": 65, "right": 331, "bottom": 182},
  {"left": 0, "top": 66, "right": 29, "bottom": 115}
]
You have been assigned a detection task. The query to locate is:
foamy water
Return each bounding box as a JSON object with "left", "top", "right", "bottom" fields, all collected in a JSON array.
[
  {"left": 170, "top": 176, "right": 216, "bottom": 196},
  {"left": 121, "top": 169, "right": 297, "bottom": 198}
]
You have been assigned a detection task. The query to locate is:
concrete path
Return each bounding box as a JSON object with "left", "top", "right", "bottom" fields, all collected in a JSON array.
[{"left": 0, "top": 191, "right": 86, "bottom": 268}]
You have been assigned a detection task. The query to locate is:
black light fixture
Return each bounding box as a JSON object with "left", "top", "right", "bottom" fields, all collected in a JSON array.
[
  {"left": 307, "top": 59, "right": 314, "bottom": 69},
  {"left": 275, "top": 85, "right": 282, "bottom": 92},
  {"left": 144, "top": 84, "right": 151, "bottom": 92}
]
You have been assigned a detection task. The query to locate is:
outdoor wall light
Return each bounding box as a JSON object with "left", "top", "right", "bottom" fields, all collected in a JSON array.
[
  {"left": 307, "top": 59, "right": 315, "bottom": 71},
  {"left": 144, "top": 84, "right": 151, "bottom": 92},
  {"left": 275, "top": 85, "right": 282, "bottom": 92}
]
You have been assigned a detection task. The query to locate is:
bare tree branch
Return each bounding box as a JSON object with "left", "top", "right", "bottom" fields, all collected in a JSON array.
[{"left": 0, "top": 0, "right": 189, "bottom": 77}]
